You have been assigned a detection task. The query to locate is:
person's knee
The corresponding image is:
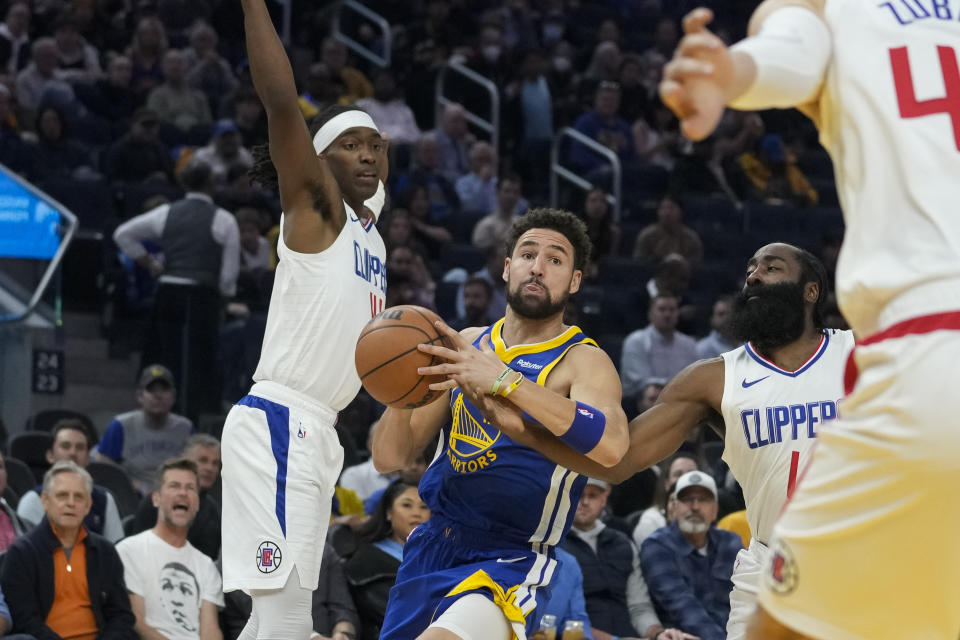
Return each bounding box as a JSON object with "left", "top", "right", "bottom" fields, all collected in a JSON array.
[
  {"left": 248, "top": 573, "right": 313, "bottom": 640},
  {"left": 420, "top": 593, "right": 511, "bottom": 640}
]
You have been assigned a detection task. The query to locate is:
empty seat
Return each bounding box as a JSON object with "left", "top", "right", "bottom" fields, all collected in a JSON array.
[
  {"left": 9, "top": 433, "right": 53, "bottom": 483},
  {"left": 4, "top": 457, "right": 37, "bottom": 501},
  {"left": 86, "top": 462, "right": 141, "bottom": 518}
]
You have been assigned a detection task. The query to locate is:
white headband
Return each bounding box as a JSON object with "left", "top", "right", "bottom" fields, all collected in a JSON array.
[{"left": 312, "top": 110, "right": 379, "bottom": 154}]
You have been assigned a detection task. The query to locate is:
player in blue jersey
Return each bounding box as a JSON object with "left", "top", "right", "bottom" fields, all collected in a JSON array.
[{"left": 372, "top": 208, "right": 629, "bottom": 640}]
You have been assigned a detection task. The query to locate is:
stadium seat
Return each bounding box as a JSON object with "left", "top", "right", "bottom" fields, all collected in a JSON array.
[
  {"left": 9, "top": 432, "right": 53, "bottom": 483},
  {"left": 86, "top": 462, "right": 141, "bottom": 518},
  {"left": 2, "top": 486, "right": 19, "bottom": 511},
  {"left": 4, "top": 457, "right": 36, "bottom": 502}
]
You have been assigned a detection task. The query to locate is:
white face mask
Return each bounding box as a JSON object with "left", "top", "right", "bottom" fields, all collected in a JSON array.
[
  {"left": 482, "top": 45, "right": 502, "bottom": 62},
  {"left": 553, "top": 56, "right": 571, "bottom": 73}
]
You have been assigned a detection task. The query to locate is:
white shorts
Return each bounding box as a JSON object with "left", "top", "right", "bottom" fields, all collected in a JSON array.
[
  {"left": 726, "top": 538, "right": 769, "bottom": 640},
  {"left": 221, "top": 381, "right": 343, "bottom": 592},
  {"left": 758, "top": 320, "right": 960, "bottom": 640}
]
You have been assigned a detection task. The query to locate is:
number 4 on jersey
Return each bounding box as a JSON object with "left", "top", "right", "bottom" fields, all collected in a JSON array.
[{"left": 890, "top": 45, "right": 960, "bottom": 152}]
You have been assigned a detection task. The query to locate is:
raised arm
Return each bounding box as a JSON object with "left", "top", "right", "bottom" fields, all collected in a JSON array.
[
  {"left": 659, "top": 0, "right": 829, "bottom": 140},
  {"left": 503, "top": 359, "right": 723, "bottom": 483},
  {"left": 241, "top": 0, "right": 342, "bottom": 241}
]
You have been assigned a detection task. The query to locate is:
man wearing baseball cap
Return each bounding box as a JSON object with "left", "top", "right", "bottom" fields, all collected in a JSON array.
[
  {"left": 639, "top": 470, "right": 743, "bottom": 640},
  {"left": 94, "top": 364, "right": 194, "bottom": 494}
]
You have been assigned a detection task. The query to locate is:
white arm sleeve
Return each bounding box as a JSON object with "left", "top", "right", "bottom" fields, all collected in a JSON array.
[
  {"left": 363, "top": 180, "right": 387, "bottom": 220},
  {"left": 728, "top": 6, "right": 832, "bottom": 110}
]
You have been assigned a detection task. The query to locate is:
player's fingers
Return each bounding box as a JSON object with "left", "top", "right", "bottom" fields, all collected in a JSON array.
[
  {"left": 659, "top": 79, "right": 694, "bottom": 120},
  {"left": 417, "top": 343, "right": 460, "bottom": 361},
  {"left": 417, "top": 362, "right": 455, "bottom": 376},
  {"left": 427, "top": 379, "right": 458, "bottom": 391},
  {"left": 663, "top": 57, "right": 714, "bottom": 81},
  {"left": 676, "top": 32, "right": 722, "bottom": 58},
  {"left": 434, "top": 319, "right": 470, "bottom": 350},
  {"left": 682, "top": 7, "right": 714, "bottom": 34}
]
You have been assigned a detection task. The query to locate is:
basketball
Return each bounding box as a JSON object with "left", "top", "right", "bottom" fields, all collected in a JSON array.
[{"left": 355, "top": 305, "right": 454, "bottom": 409}]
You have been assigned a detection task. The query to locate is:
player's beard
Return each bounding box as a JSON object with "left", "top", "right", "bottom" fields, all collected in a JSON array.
[
  {"left": 729, "top": 280, "right": 806, "bottom": 353},
  {"left": 506, "top": 276, "right": 568, "bottom": 320}
]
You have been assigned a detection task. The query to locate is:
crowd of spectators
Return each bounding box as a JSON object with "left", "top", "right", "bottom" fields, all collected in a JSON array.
[{"left": 0, "top": 0, "right": 853, "bottom": 638}]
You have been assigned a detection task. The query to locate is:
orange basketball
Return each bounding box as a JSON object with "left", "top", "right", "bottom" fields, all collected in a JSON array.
[{"left": 355, "top": 305, "right": 453, "bottom": 409}]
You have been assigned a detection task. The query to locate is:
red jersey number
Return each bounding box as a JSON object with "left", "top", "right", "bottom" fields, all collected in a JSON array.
[{"left": 890, "top": 45, "right": 960, "bottom": 152}]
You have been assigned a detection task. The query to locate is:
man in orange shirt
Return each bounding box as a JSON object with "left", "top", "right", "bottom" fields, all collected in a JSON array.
[{"left": 0, "top": 460, "right": 136, "bottom": 639}]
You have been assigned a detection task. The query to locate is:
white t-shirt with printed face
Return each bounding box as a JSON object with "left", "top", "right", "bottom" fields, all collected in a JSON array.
[{"left": 117, "top": 530, "right": 225, "bottom": 640}]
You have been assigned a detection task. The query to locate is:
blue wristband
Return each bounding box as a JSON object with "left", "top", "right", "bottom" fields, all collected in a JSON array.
[{"left": 558, "top": 401, "right": 606, "bottom": 454}]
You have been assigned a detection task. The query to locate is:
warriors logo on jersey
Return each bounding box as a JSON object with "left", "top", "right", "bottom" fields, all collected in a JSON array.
[{"left": 418, "top": 318, "right": 598, "bottom": 551}]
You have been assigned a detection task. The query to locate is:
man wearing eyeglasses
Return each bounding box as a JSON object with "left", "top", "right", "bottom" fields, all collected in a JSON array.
[{"left": 639, "top": 471, "right": 742, "bottom": 640}]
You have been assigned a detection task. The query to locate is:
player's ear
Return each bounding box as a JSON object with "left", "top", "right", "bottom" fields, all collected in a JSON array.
[
  {"left": 502, "top": 257, "right": 510, "bottom": 282},
  {"left": 805, "top": 281, "right": 819, "bottom": 304},
  {"left": 569, "top": 269, "right": 582, "bottom": 294}
]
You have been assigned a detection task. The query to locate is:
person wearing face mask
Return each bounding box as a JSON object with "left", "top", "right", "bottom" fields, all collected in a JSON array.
[
  {"left": 343, "top": 480, "right": 430, "bottom": 640},
  {"left": 639, "top": 472, "right": 741, "bottom": 640}
]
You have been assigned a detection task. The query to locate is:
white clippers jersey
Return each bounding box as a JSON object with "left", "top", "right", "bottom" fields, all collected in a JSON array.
[
  {"left": 819, "top": 1, "right": 960, "bottom": 336},
  {"left": 253, "top": 205, "right": 386, "bottom": 411},
  {"left": 720, "top": 329, "right": 855, "bottom": 544}
]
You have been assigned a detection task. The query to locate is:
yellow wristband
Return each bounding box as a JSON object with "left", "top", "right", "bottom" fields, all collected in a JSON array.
[
  {"left": 500, "top": 372, "right": 525, "bottom": 398},
  {"left": 490, "top": 367, "right": 514, "bottom": 396}
]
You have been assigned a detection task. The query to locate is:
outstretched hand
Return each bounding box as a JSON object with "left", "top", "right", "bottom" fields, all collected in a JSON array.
[
  {"left": 418, "top": 321, "right": 510, "bottom": 400},
  {"left": 659, "top": 7, "right": 734, "bottom": 141}
]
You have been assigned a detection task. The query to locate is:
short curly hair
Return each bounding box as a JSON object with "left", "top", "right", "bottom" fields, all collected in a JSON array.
[{"left": 504, "top": 208, "right": 593, "bottom": 272}]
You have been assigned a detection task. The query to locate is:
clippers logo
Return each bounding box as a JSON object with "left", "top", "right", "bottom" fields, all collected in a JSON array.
[
  {"left": 577, "top": 407, "right": 595, "bottom": 419},
  {"left": 256, "top": 541, "right": 282, "bottom": 573},
  {"left": 297, "top": 427, "right": 306, "bottom": 439},
  {"left": 766, "top": 540, "right": 798, "bottom": 595}
]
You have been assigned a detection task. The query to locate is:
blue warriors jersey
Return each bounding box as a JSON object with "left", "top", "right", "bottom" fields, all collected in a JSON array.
[{"left": 418, "top": 319, "right": 598, "bottom": 552}]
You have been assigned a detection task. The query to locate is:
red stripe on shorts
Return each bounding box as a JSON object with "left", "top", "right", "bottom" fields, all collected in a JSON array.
[{"left": 859, "top": 310, "right": 960, "bottom": 346}]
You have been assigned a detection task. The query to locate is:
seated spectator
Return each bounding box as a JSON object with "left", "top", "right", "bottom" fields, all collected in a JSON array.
[
  {"left": 355, "top": 69, "right": 421, "bottom": 145},
  {"left": 215, "top": 162, "right": 276, "bottom": 216},
  {"left": 298, "top": 61, "right": 345, "bottom": 120},
  {"left": 454, "top": 246, "right": 508, "bottom": 320},
  {"left": 75, "top": 53, "right": 137, "bottom": 125},
  {"left": 0, "top": 461, "right": 137, "bottom": 638},
  {"left": 31, "top": 104, "right": 99, "bottom": 183},
  {"left": 226, "top": 87, "right": 267, "bottom": 148},
  {"left": 127, "top": 16, "right": 168, "bottom": 99},
  {"left": 696, "top": 295, "right": 740, "bottom": 359},
  {"left": 633, "top": 102, "right": 680, "bottom": 172},
  {"left": 430, "top": 102, "right": 473, "bottom": 184},
  {"left": 0, "top": 451, "right": 27, "bottom": 550},
  {"left": 15, "top": 37, "right": 75, "bottom": 114},
  {"left": 380, "top": 208, "right": 427, "bottom": 258},
  {"left": 579, "top": 187, "right": 621, "bottom": 275},
  {"left": 401, "top": 183, "right": 453, "bottom": 260},
  {"left": 454, "top": 141, "right": 498, "bottom": 214},
  {"left": 344, "top": 480, "right": 430, "bottom": 640},
  {"left": 220, "top": 543, "right": 359, "bottom": 640},
  {"left": 632, "top": 453, "right": 699, "bottom": 549},
  {"left": 448, "top": 276, "right": 495, "bottom": 331},
  {"left": 570, "top": 81, "right": 635, "bottom": 177},
  {"left": 385, "top": 246, "right": 435, "bottom": 310},
  {"left": 192, "top": 119, "right": 254, "bottom": 185},
  {"left": 393, "top": 133, "right": 460, "bottom": 222},
  {"left": 117, "top": 458, "right": 223, "bottom": 640},
  {"left": 236, "top": 207, "right": 270, "bottom": 273},
  {"left": 471, "top": 172, "right": 525, "bottom": 250},
  {"left": 640, "top": 472, "right": 743, "bottom": 640},
  {"left": 532, "top": 547, "right": 594, "bottom": 639},
  {"left": 320, "top": 36, "right": 372, "bottom": 104},
  {"left": 507, "top": 49, "right": 554, "bottom": 194},
  {"left": 129, "top": 434, "right": 222, "bottom": 560},
  {"left": 52, "top": 12, "right": 101, "bottom": 85},
  {"left": 739, "top": 133, "right": 819, "bottom": 206},
  {"left": 104, "top": 107, "right": 175, "bottom": 184},
  {"left": 17, "top": 418, "right": 124, "bottom": 542},
  {"left": 0, "top": 83, "right": 36, "bottom": 179},
  {"left": 620, "top": 294, "right": 698, "bottom": 398},
  {"left": 339, "top": 421, "right": 391, "bottom": 503},
  {"left": 147, "top": 48, "right": 213, "bottom": 132},
  {"left": 562, "top": 479, "right": 681, "bottom": 640},
  {"left": 632, "top": 196, "right": 703, "bottom": 267},
  {"left": 95, "top": 364, "right": 195, "bottom": 495},
  {"left": 183, "top": 21, "right": 238, "bottom": 115},
  {"left": 0, "top": 2, "right": 31, "bottom": 80}
]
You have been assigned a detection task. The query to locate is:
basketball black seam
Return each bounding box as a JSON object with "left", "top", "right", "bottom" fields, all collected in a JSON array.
[
  {"left": 358, "top": 333, "right": 446, "bottom": 380},
  {"left": 385, "top": 343, "right": 447, "bottom": 406}
]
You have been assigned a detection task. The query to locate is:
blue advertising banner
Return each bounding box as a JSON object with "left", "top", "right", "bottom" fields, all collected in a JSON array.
[{"left": 0, "top": 170, "right": 61, "bottom": 260}]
